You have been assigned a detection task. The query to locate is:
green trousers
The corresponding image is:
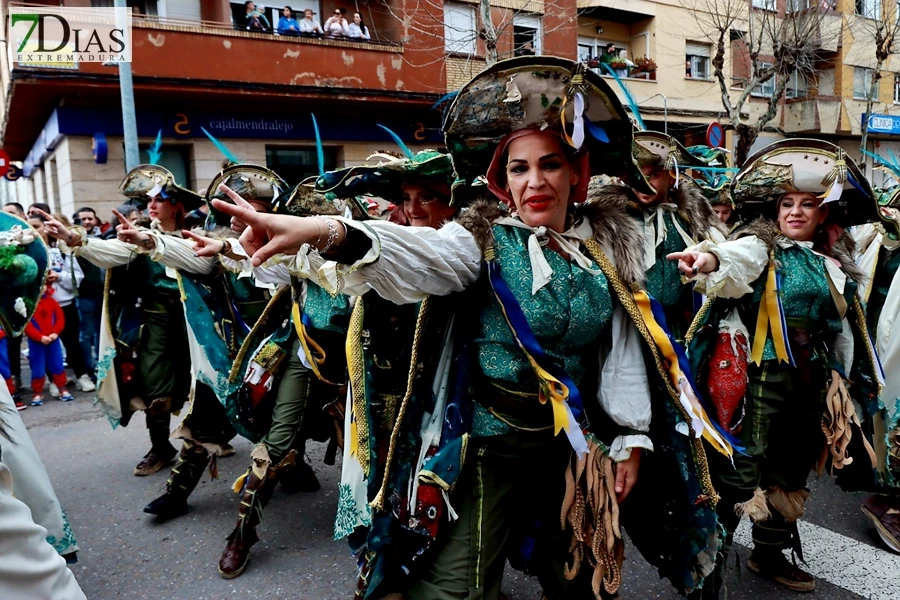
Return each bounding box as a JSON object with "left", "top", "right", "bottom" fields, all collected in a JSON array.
[
  {"left": 139, "top": 309, "right": 191, "bottom": 411},
  {"left": 408, "top": 431, "right": 594, "bottom": 600},
  {"left": 261, "top": 339, "right": 312, "bottom": 464}
]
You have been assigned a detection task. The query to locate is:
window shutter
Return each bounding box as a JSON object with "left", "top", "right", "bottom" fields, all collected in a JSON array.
[{"left": 685, "top": 42, "right": 710, "bottom": 57}]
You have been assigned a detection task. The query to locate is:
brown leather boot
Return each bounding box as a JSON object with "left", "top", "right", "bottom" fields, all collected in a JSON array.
[{"left": 217, "top": 450, "right": 296, "bottom": 579}]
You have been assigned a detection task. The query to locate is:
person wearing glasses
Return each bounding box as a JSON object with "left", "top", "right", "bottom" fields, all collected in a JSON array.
[{"left": 323, "top": 7, "right": 349, "bottom": 37}]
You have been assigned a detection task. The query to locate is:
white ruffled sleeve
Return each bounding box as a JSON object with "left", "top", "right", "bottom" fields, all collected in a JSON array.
[
  {"left": 598, "top": 304, "right": 654, "bottom": 461},
  {"left": 143, "top": 232, "right": 216, "bottom": 275},
  {"left": 287, "top": 218, "right": 483, "bottom": 304},
  {"left": 64, "top": 236, "right": 138, "bottom": 269},
  {"left": 688, "top": 235, "right": 768, "bottom": 299},
  {"left": 219, "top": 241, "right": 292, "bottom": 286}
]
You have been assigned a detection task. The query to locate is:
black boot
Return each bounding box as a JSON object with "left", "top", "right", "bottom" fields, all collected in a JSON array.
[
  {"left": 749, "top": 508, "right": 815, "bottom": 592},
  {"left": 136, "top": 412, "right": 178, "bottom": 476},
  {"left": 279, "top": 459, "right": 320, "bottom": 494},
  {"left": 144, "top": 443, "right": 209, "bottom": 521}
]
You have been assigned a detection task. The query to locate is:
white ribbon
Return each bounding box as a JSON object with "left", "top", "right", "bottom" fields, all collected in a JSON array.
[
  {"left": 572, "top": 92, "right": 586, "bottom": 150},
  {"left": 495, "top": 217, "right": 602, "bottom": 295},
  {"left": 641, "top": 204, "right": 697, "bottom": 270}
]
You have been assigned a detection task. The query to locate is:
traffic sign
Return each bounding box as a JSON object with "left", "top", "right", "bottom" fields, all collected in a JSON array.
[
  {"left": 706, "top": 122, "right": 724, "bottom": 148},
  {"left": 4, "top": 164, "right": 22, "bottom": 182},
  {"left": 0, "top": 149, "right": 9, "bottom": 178}
]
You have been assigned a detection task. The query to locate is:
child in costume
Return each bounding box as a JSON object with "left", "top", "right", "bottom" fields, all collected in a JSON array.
[{"left": 25, "top": 283, "right": 73, "bottom": 405}]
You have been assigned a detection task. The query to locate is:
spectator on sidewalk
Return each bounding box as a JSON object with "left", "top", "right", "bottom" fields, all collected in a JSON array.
[
  {"left": 101, "top": 204, "right": 142, "bottom": 240},
  {"left": 2, "top": 203, "right": 25, "bottom": 218},
  {"left": 27, "top": 203, "right": 50, "bottom": 219},
  {"left": 24, "top": 282, "right": 73, "bottom": 406},
  {"left": 75, "top": 207, "right": 105, "bottom": 237},
  {"left": 277, "top": 6, "right": 300, "bottom": 35},
  {"left": 324, "top": 7, "right": 349, "bottom": 37},
  {"left": 298, "top": 8, "right": 323, "bottom": 35},
  {"left": 347, "top": 11, "right": 370, "bottom": 40}
]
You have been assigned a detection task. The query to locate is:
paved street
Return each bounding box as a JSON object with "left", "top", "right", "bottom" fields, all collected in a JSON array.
[{"left": 17, "top": 384, "right": 899, "bottom": 600}]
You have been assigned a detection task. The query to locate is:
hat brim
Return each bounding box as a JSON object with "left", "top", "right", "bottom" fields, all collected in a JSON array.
[
  {"left": 442, "top": 56, "right": 652, "bottom": 195},
  {"left": 119, "top": 164, "right": 204, "bottom": 212},
  {"left": 204, "top": 164, "right": 288, "bottom": 227},
  {"left": 731, "top": 138, "right": 877, "bottom": 227}
]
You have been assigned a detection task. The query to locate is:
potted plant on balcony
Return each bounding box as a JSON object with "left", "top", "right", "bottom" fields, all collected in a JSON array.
[
  {"left": 631, "top": 56, "right": 657, "bottom": 75},
  {"left": 609, "top": 59, "right": 628, "bottom": 71}
]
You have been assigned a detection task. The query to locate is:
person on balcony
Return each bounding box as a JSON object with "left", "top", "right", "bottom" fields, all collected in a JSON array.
[
  {"left": 347, "top": 12, "right": 370, "bottom": 40},
  {"left": 298, "top": 8, "right": 323, "bottom": 35},
  {"left": 324, "top": 8, "right": 349, "bottom": 37},
  {"left": 240, "top": 1, "right": 270, "bottom": 32},
  {"left": 277, "top": 6, "right": 300, "bottom": 36}
]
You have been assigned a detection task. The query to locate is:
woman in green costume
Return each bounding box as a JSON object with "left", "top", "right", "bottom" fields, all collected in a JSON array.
[
  {"left": 212, "top": 57, "right": 739, "bottom": 599},
  {"left": 672, "top": 139, "right": 884, "bottom": 596}
]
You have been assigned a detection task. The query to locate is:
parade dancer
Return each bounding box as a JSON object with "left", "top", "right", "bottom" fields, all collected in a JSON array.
[
  {"left": 187, "top": 171, "right": 354, "bottom": 579},
  {"left": 0, "top": 211, "right": 80, "bottom": 561},
  {"left": 213, "top": 57, "right": 736, "bottom": 599},
  {"left": 853, "top": 175, "right": 900, "bottom": 553},
  {"left": 674, "top": 139, "right": 884, "bottom": 595},
  {"left": 37, "top": 164, "right": 205, "bottom": 476}
]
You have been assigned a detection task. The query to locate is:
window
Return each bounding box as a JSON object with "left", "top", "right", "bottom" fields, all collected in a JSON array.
[
  {"left": 92, "top": 0, "right": 158, "bottom": 15},
  {"left": 444, "top": 2, "right": 476, "bottom": 55},
  {"left": 751, "top": 0, "right": 775, "bottom": 9},
  {"left": 752, "top": 62, "right": 776, "bottom": 97},
  {"left": 578, "top": 37, "right": 599, "bottom": 62},
  {"left": 787, "top": 0, "right": 811, "bottom": 11},
  {"left": 513, "top": 13, "right": 542, "bottom": 57},
  {"left": 853, "top": 67, "right": 875, "bottom": 100},
  {"left": 685, "top": 42, "right": 711, "bottom": 79},
  {"left": 856, "top": 0, "right": 882, "bottom": 19},
  {"left": 266, "top": 146, "right": 338, "bottom": 186},
  {"left": 786, "top": 71, "right": 809, "bottom": 98},
  {"left": 895, "top": 74, "right": 900, "bottom": 103},
  {"left": 138, "top": 144, "right": 191, "bottom": 188}
]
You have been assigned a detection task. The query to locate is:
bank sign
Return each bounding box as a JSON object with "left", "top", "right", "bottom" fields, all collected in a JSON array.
[
  {"left": 7, "top": 7, "right": 132, "bottom": 65},
  {"left": 863, "top": 113, "right": 900, "bottom": 135}
]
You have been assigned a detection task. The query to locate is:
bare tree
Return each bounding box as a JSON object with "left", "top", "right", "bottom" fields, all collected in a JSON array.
[
  {"left": 383, "top": 0, "right": 578, "bottom": 70},
  {"left": 688, "top": 0, "right": 836, "bottom": 164},
  {"left": 855, "top": 2, "right": 900, "bottom": 163}
]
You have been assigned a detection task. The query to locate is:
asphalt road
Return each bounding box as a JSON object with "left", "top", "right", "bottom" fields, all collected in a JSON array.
[{"left": 17, "top": 384, "right": 898, "bottom": 600}]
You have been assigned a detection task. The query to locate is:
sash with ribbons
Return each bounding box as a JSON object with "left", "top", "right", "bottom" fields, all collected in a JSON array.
[
  {"left": 484, "top": 247, "right": 589, "bottom": 457},
  {"left": 750, "top": 255, "right": 795, "bottom": 366},
  {"left": 291, "top": 301, "right": 338, "bottom": 385},
  {"left": 632, "top": 289, "right": 741, "bottom": 458}
]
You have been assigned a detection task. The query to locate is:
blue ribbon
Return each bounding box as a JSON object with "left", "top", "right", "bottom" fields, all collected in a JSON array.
[
  {"left": 773, "top": 271, "right": 796, "bottom": 367},
  {"left": 647, "top": 293, "right": 746, "bottom": 454},
  {"left": 486, "top": 260, "right": 584, "bottom": 421}
]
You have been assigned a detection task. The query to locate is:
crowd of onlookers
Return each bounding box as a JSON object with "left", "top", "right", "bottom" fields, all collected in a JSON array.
[
  {"left": 237, "top": 2, "right": 371, "bottom": 40},
  {"left": 1, "top": 201, "right": 144, "bottom": 411}
]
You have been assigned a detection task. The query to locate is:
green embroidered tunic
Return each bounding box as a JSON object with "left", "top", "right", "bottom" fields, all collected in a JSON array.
[
  {"left": 751, "top": 244, "right": 844, "bottom": 361},
  {"left": 144, "top": 256, "right": 180, "bottom": 294},
  {"left": 643, "top": 212, "right": 692, "bottom": 310},
  {"left": 473, "top": 225, "right": 613, "bottom": 436},
  {"left": 304, "top": 280, "right": 352, "bottom": 333}
]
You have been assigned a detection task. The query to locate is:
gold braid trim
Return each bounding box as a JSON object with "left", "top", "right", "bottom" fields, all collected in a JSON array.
[
  {"left": 370, "top": 296, "right": 432, "bottom": 512},
  {"left": 227, "top": 285, "right": 290, "bottom": 383},
  {"left": 582, "top": 239, "right": 718, "bottom": 506},
  {"left": 346, "top": 298, "right": 370, "bottom": 476},
  {"left": 851, "top": 295, "right": 884, "bottom": 396},
  {"left": 684, "top": 298, "right": 713, "bottom": 345}
]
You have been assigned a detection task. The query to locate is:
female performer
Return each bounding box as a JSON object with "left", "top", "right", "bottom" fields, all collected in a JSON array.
[
  {"left": 673, "top": 139, "right": 884, "bottom": 596},
  {"left": 213, "top": 58, "right": 732, "bottom": 599}
]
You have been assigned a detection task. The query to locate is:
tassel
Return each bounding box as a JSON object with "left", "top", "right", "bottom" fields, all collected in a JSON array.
[{"left": 232, "top": 470, "right": 249, "bottom": 494}]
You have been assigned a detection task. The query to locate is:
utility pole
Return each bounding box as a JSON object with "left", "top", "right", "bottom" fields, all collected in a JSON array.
[{"left": 115, "top": 0, "right": 140, "bottom": 170}]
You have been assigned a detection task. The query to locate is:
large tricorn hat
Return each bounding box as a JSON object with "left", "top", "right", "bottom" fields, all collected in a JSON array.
[{"left": 118, "top": 164, "right": 204, "bottom": 211}]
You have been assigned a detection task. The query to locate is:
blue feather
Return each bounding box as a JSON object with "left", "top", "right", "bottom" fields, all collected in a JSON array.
[
  {"left": 376, "top": 124, "right": 413, "bottom": 159},
  {"left": 584, "top": 119, "right": 609, "bottom": 143},
  {"left": 431, "top": 91, "right": 459, "bottom": 111},
  {"left": 862, "top": 149, "right": 900, "bottom": 181},
  {"left": 200, "top": 127, "right": 240, "bottom": 165},
  {"left": 311, "top": 114, "right": 325, "bottom": 177},
  {"left": 146, "top": 130, "right": 163, "bottom": 165},
  {"left": 600, "top": 63, "right": 645, "bottom": 130}
]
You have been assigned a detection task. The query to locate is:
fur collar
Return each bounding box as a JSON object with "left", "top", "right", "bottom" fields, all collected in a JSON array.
[
  {"left": 456, "top": 189, "right": 646, "bottom": 288},
  {"left": 734, "top": 217, "right": 864, "bottom": 284}
]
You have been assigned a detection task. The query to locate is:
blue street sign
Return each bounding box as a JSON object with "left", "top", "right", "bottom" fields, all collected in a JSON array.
[{"left": 863, "top": 113, "right": 900, "bottom": 135}]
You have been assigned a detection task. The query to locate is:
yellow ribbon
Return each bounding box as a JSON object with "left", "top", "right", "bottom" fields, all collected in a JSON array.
[
  {"left": 345, "top": 299, "right": 367, "bottom": 470},
  {"left": 750, "top": 260, "right": 791, "bottom": 366},
  {"left": 291, "top": 302, "right": 338, "bottom": 385},
  {"left": 632, "top": 289, "right": 733, "bottom": 459}
]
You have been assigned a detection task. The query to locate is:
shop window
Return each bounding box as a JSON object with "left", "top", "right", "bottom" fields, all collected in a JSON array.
[
  {"left": 138, "top": 144, "right": 191, "bottom": 189},
  {"left": 444, "top": 2, "right": 477, "bottom": 55},
  {"left": 513, "top": 13, "right": 542, "bottom": 57},
  {"left": 266, "top": 146, "right": 338, "bottom": 186},
  {"left": 685, "top": 42, "right": 711, "bottom": 79}
]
